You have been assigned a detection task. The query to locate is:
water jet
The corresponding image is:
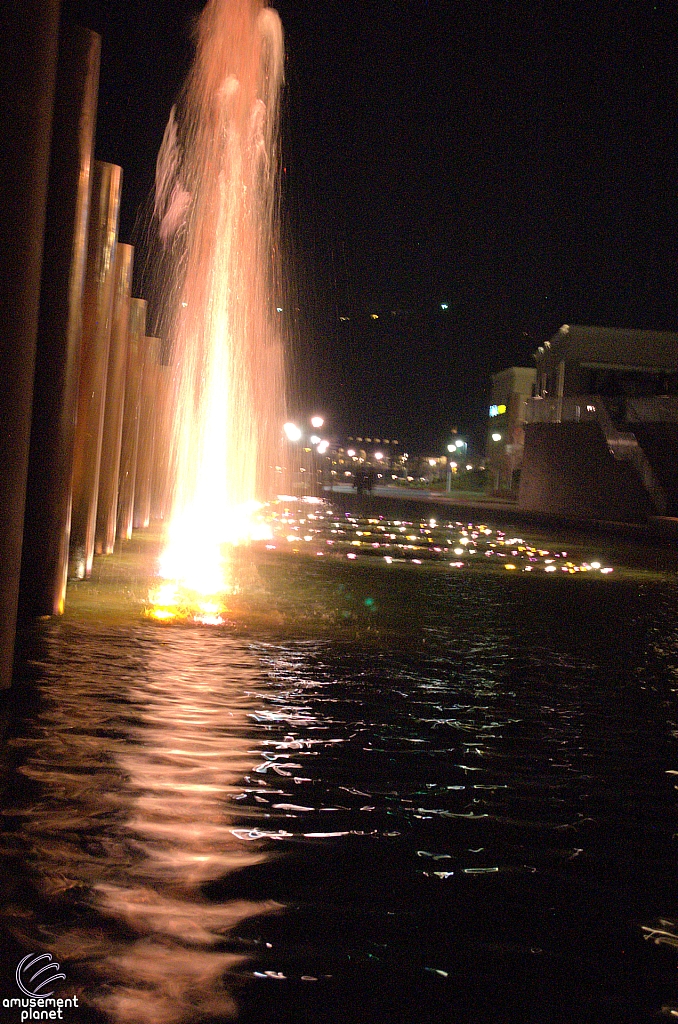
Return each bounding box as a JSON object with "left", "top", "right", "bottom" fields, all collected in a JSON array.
[{"left": 152, "top": 0, "right": 286, "bottom": 614}]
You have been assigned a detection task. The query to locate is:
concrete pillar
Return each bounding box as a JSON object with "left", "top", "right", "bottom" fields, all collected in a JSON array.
[
  {"left": 134, "top": 337, "right": 161, "bottom": 530},
  {"left": 0, "top": 0, "right": 61, "bottom": 688},
  {"left": 117, "top": 298, "right": 147, "bottom": 541},
  {"left": 555, "top": 361, "right": 565, "bottom": 424},
  {"left": 69, "top": 160, "right": 122, "bottom": 579},
  {"left": 95, "top": 243, "right": 133, "bottom": 555},
  {"left": 19, "top": 26, "right": 100, "bottom": 620}
]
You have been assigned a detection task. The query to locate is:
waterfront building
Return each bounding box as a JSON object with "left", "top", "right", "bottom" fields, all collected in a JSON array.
[
  {"left": 485, "top": 366, "right": 536, "bottom": 493},
  {"left": 520, "top": 324, "right": 678, "bottom": 520}
]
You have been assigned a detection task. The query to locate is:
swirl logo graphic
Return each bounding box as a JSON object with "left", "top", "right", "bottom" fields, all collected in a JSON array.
[{"left": 15, "top": 954, "right": 66, "bottom": 998}]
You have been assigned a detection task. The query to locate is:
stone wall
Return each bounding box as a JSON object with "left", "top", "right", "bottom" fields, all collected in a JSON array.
[{"left": 518, "top": 422, "right": 653, "bottom": 522}]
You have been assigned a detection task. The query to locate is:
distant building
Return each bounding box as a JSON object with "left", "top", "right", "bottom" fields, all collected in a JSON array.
[
  {"left": 520, "top": 324, "right": 678, "bottom": 520},
  {"left": 485, "top": 366, "right": 536, "bottom": 491},
  {"left": 330, "top": 435, "right": 405, "bottom": 483},
  {"left": 532, "top": 323, "right": 678, "bottom": 406}
]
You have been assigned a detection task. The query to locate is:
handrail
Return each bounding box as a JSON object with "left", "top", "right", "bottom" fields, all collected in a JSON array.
[
  {"left": 592, "top": 398, "right": 667, "bottom": 514},
  {"left": 524, "top": 395, "right": 668, "bottom": 514}
]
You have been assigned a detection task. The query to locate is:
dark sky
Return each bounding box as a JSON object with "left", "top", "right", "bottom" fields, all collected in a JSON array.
[{"left": 60, "top": 0, "right": 678, "bottom": 453}]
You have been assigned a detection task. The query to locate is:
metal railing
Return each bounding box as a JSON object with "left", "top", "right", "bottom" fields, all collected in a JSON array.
[
  {"left": 525, "top": 395, "right": 599, "bottom": 424},
  {"left": 625, "top": 396, "right": 678, "bottom": 423}
]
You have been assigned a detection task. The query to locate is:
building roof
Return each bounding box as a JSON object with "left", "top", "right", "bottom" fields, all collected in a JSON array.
[{"left": 534, "top": 324, "right": 678, "bottom": 372}]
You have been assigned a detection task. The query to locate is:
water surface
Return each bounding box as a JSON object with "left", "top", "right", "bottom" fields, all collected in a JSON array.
[{"left": 2, "top": 510, "right": 678, "bottom": 1023}]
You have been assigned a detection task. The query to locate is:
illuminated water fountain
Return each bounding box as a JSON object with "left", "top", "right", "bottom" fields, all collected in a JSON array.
[{"left": 151, "top": 0, "right": 285, "bottom": 617}]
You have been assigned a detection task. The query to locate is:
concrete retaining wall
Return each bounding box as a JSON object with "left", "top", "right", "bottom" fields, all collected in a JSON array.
[{"left": 518, "top": 422, "right": 653, "bottom": 522}]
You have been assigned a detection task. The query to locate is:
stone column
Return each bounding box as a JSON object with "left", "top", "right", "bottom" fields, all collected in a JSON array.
[
  {"left": 95, "top": 242, "right": 134, "bottom": 555},
  {"left": 0, "top": 0, "right": 61, "bottom": 688},
  {"left": 69, "top": 160, "right": 122, "bottom": 579},
  {"left": 19, "top": 25, "right": 100, "bottom": 619},
  {"left": 117, "top": 298, "right": 147, "bottom": 542}
]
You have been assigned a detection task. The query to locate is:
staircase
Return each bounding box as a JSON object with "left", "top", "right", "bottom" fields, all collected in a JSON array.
[{"left": 592, "top": 398, "right": 668, "bottom": 515}]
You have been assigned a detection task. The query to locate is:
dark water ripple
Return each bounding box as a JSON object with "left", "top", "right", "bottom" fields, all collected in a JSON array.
[{"left": 2, "top": 567, "right": 678, "bottom": 1022}]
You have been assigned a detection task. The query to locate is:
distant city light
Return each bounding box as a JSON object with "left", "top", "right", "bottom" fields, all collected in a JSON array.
[
  {"left": 317, "top": 440, "right": 329, "bottom": 454},
  {"left": 310, "top": 435, "right": 321, "bottom": 444},
  {"left": 276, "top": 307, "right": 283, "bottom": 312},
  {"left": 311, "top": 415, "right": 324, "bottom": 428},
  {"left": 370, "top": 313, "right": 379, "bottom": 320},
  {"left": 455, "top": 439, "right": 465, "bottom": 449},
  {"left": 374, "top": 452, "right": 383, "bottom": 461},
  {"left": 489, "top": 404, "right": 507, "bottom": 417},
  {"left": 283, "top": 422, "right": 302, "bottom": 442},
  {"left": 440, "top": 303, "right": 449, "bottom": 310},
  {"left": 492, "top": 432, "right": 502, "bottom": 442},
  {"left": 447, "top": 444, "right": 455, "bottom": 453},
  {"left": 347, "top": 448, "right": 356, "bottom": 457}
]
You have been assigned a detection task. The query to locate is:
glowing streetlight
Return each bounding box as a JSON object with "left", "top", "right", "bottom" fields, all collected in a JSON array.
[
  {"left": 283, "top": 422, "right": 302, "bottom": 442},
  {"left": 492, "top": 432, "right": 502, "bottom": 442},
  {"left": 310, "top": 434, "right": 321, "bottom": 445},
  {"left": 374, "top": 451, "right": 383, "bottom": 461},
  {"left": 310, "top": 415, "right": 324, "bottom": 429}
]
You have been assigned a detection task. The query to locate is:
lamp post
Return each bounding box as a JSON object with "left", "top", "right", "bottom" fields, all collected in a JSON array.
[
  {"left": 446, "top": 438, "right": 467, "bottom": 492},
  {"left": 283, "top": 418, "right": 329, "bottom": 496}
]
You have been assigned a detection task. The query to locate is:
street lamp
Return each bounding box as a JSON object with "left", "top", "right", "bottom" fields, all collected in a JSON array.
[
  {"left": 446, "top": 437, "right": 467, "bottom": 491},
  {"left": 283, "top": 421, "right": 302, "bottom": 442},
  {"left": 283, "top": 418, "right": 332, "bottom": 494}
]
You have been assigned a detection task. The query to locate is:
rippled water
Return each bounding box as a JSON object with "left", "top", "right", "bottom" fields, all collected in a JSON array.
[{"left": 2, "top": 511, "right": 678, "bottom": 1023}]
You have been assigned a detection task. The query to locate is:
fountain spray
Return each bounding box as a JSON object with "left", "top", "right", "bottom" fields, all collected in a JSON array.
[{"left": 151, "top": 0, "right": 285, "bottom": 614}]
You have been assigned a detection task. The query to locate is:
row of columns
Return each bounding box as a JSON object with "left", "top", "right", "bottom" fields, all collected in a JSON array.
[
  {"left": 0, "top": 0, "right": 63, "bottom": 691},
  {"left": 1, "top": 15, "right": 172, "bottom": 689}
]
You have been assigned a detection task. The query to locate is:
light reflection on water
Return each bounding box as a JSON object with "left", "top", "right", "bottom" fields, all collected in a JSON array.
[
  {"left": 2, "top": 554, "right": 678, "bottom": 1021},
  {"left": 2, "top": 627, "right": 281, "bottom": 1022}
]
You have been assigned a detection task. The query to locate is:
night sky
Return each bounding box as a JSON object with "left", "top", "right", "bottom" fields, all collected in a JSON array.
[{"left": 60, "top": 0, "right": 678, "bottom": 453}]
